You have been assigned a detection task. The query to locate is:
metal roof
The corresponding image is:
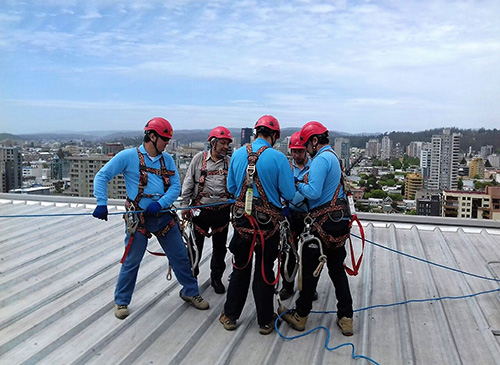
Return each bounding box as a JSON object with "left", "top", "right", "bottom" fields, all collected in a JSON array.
[{"left": 1, "top": 193, "right": 500, "bottom": 365}]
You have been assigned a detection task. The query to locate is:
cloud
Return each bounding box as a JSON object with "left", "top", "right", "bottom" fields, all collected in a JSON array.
[{"left": 1, "top": 0, "right": 500, "bottom": 134}]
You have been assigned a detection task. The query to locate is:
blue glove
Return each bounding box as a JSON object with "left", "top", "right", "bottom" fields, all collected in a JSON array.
[
  {"left": 282, "top": 206, "right": 291, "bottom": 219},
  {"left": 93, "top": 205, "right": 108, "bottom": 221},
  {"left": 144, "top": 202, "right": 162, "bottom": 216}
]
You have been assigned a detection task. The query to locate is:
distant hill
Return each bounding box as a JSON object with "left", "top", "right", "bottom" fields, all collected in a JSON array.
[
  {"left": 3, "top": 127, "right": 499, "bottom": 153},
  {"left": 0, "top": 133, "right": 22, "bottom": 141}
]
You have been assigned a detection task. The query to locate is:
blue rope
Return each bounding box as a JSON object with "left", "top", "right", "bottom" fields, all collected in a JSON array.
[
  {"left": 0, "top": 199, "right": 236, "bottom": 218},
  {"left": 276, "top": 233, "right": 500, "bottom": 363},
  {"left": 276, "top": 310, "right": 380, "bottom": 365},
  {"left": 352, "top": 233, "right": 500, "bottom": 283}
]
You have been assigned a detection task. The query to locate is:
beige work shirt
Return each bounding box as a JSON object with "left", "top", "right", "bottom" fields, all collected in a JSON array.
[{"left": 180, "top": 150, "right": 231, "bottom": 208}]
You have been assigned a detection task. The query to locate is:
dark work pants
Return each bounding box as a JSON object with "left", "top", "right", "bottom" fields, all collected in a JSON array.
[
  {"left": 224, "top": 216, "right": 280, "bottom": 326},
  {"left": 191, "top": 206, "right": 230, "bottom": 280},
  {"left": 295, "top": 218, "right": 353, "bottom": 319}
]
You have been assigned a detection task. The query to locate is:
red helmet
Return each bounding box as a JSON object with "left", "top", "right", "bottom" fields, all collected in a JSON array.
[
  {"left": 299, "top": 121, "right": 328, "bottom": 146},
  {"left": 144, "top": 117, "right": 173, "bottom": 139},
  {"left": 289, "top": 131, "right": 305, "bottom": 150},
  {"left": 255, "top": 115, "right": 280, "bottom": 138},
  {"left": 208, "top": 126, "right": 233, "bottom": 142}
]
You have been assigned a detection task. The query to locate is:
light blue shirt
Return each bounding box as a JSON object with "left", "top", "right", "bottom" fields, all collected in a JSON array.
[
  {"left": 93, "top": 144, "right": 181, "bottom": 209},
  {"left": 297, "top": 145, "right": 345, "bottom": 209},
  {"left": 227, "top": 138, "right": 295, "bottom": 208},
  {"left": 289, "top": 158, "right": 311, "bottom": 213}
]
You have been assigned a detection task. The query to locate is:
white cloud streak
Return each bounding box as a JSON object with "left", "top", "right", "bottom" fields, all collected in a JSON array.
[{"left": 1, "top": 0, "right": 500, "bottom": 133}]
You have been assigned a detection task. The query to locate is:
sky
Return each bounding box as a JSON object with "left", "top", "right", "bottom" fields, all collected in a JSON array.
[{"left": 1, "top": 0, "right": 500, "bottom": 135}]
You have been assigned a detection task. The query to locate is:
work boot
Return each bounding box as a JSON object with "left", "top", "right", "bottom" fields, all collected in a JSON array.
[
  {"left": 115, "top": 304, "right": 129, "bottom": 319},
  {"left": 337, "top": 316, "right": 353, "bottom": 336},
  {"left": 211, "top": 277, "right": 226, "bottom": 294},
  {"left": 179, "top": 290, "right": 209, "bottom": 310},
  {"left": 259, "top": 313, "right": 278, "bottom": 335},
  {"left": 278, "top": 306, "right": 307, "bottom": 331},
  {"left": 219, "top": 312, "right": 237, "bottom": 331}
]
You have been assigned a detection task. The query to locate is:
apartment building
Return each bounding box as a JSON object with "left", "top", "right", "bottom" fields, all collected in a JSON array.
[
  {"left": 469, "top": 157, "right": 485, "bottom": 178},
  {"left": 405, "top": 172, "right": 423, "bottom": 200},
  {"left": 66, "top": 155, "right": 126, "bottom": 199},
  {"left": 428, "top": 129, "right": 461, "bottom": 190},
  {"left": 442, "top": 190, "right": 491, "bottom": 219},
  {"left": 0, "top": 146, "right": 23, "bottom": 193}
]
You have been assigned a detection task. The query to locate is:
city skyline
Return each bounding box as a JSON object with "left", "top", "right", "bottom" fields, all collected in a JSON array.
[{"left": 1, "top": 0, "right": 500, "bottom": 135}]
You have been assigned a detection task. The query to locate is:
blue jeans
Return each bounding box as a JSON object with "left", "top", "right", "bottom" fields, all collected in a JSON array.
[{"left": 115, "top": 213, "right": 199, "bottom": 305}]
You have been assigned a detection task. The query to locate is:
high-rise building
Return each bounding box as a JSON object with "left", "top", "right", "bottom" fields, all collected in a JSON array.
[
  {"left": 365, "top": 139, "right": 381, "bottom": 159},
  {"left": 469, "top": 157, "right": 485, "bottom": 179},
  {"left": 420, "top": 149, "right": 432, "bottom": 188},
  {"left": 405, "top": 172, "right": 423, "bottom": 200},
  {"left": 407, "top": 141, "right": 431, "bottom": 159},
  {"left": 240, "top": 128, "right": 253, "bottom": 146},
  {"left": 428, "top": 129, "right": 461, "bottom": 191},
  {"left": 66, "top": 155, "right": 126, "bottom": 199},
  {"left": 0, "top": 147, "right": 23, "bottom": 193},
  {"left": 334, "top": 137, "right": 351, "bottom": 172},
  {"left": 381, "top": 136, "right": 392, "bottom": 160},
  {"left": 480, "top": 145, "right": 493, "bottom": 160}
]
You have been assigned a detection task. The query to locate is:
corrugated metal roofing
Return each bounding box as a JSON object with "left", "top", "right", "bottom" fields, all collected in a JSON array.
[{"left": 1, "top": 193, "right": 500, "bottom": 365}]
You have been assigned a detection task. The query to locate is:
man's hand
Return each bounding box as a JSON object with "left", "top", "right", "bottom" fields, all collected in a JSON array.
[
  {"left": 144, "top": 202, "right": 162, "bottom": 216},
  {"left": 93, "top": 205, "right": 108, "bottom": 221}
]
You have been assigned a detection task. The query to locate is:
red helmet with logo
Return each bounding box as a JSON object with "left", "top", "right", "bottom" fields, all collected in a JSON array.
[
  {"left": 208, "top": 126, "right": 233, "bottom": 142},
  {"left": 289, "top": 131, "right": 305, "bottom": 150},
  {"left": 144, "top": 117, "right": 173, "bottom": 139},
  {"left": 255, "top": 115, "right": 280, "bottom": 138},
  {"left": 299, "top": 121, "right": 328, "bottom": 146}
]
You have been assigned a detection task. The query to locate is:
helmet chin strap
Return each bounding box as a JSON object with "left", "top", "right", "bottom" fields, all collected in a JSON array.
[{"left": 151, "top": 133, "right": 162, "bottom": 155}]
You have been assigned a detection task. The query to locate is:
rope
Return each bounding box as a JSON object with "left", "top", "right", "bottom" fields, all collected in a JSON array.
[
  {"left": 276, "top": 231, "right": 500, "bottom": 364},
  {"left": 0, "top": 199, "right": 236, "bottom": 218},
  {"left": 353, "top": 233, "right": 500, "bottom": 282}
]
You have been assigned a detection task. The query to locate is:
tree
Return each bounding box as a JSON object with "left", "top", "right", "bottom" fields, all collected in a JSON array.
[
  {"left": 391, "top": 160, "right": 402, "bottom": 169},
  {"left": 389, "top": 193, "right": 404, "bottom": 201},
  {"left": 368, "top": 189, "right": 388, "bottom": 199},
  {"left": 457, "top": 178, "right": 463, "bottom": 190}
]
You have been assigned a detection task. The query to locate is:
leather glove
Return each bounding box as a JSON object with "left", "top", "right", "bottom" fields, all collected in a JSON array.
[
  {"left": 144, "top": 202, "right": 162, "bottom": 216},
  {"left": 93, "top": 205, "right": 108, "bottom": 221}
]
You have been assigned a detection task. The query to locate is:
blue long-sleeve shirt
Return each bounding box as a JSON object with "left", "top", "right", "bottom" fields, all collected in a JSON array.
[
  {"left": 93, "top": 145, "right": 181, "bottom": 209},
  {"left": 297, "top": 145, "right": 345, "bottom": 209},
  {"left": 289, "top": 158, "right": 311, "bottom": 213},
  {"left": 227, "top": 138, "right": 295, "bottom": 208}
]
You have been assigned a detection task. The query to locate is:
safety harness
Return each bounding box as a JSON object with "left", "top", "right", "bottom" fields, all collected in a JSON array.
[
  {"left": 190, "top": 151, "right": 232, "bottom": 237},
  {"left": 121, "top": 148, "right": 177, "bottom": 265},
  {"left": 299, "top": 148, "right": 365, "bottom": 277},
  {"left": 231, "top": 145, "right": 285, "bottom": 286}
]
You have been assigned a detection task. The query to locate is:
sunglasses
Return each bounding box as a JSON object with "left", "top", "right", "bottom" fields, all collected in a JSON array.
[{"left": 159, "top": 135, "right": 171, "bottom": 143}]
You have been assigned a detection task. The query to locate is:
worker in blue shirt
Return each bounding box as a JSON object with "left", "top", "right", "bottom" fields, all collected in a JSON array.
[
  {"left": 279, "top": 131, "right": 312, "bottom": 300},
  {"left": 219, "top": 115, "right": 295, "bottom": 335},
  {"left": 92, "top": 117, "right": 209, "bottom": 319},
  {"left": 279, "top": 121, "right": 354, "bottom": 336}
]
